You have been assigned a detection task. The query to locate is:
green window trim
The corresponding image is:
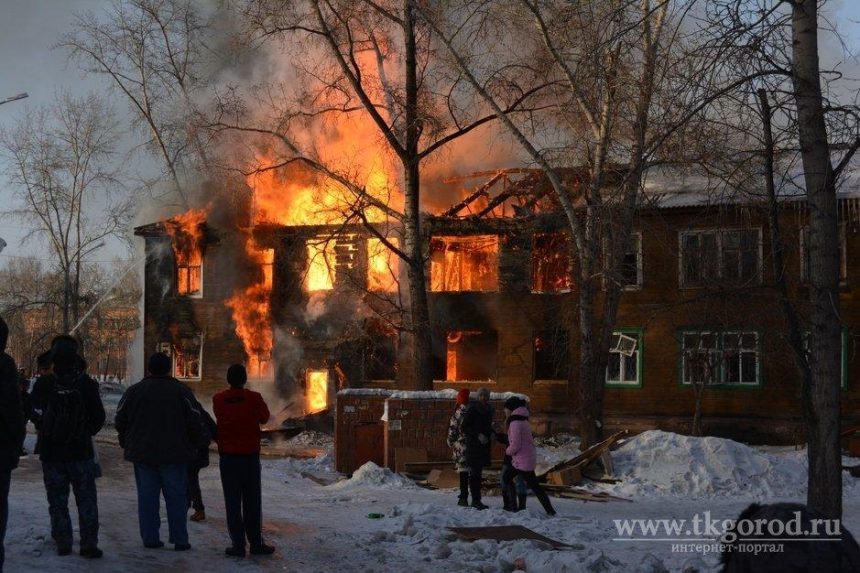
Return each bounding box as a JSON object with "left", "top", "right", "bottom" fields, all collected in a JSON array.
[
  {"left": 605, "top": 327, "right": 644, "bottom": 389},
  {"left": 677, "top": 329, "right": 763, "bottom": 389}
]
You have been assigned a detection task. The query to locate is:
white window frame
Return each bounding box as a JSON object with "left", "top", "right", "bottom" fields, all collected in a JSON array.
[
  {"left": 678, "top": 228, "right": 762, "bottom": 288},
  {"left": 606, "top": 329, "right": 643, "bottom": 387},
  {"left": 680, "top": 330, "right": 760, "bottom": 387},
  {"left": 799, "top": 224, "right": 847, "bottom": 285}
]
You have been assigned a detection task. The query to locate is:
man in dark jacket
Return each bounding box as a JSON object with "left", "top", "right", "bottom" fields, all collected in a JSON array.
[
  {"left": 30, "top": 335, "right": 105, "bottom": 558},
  {"left": 0, "top": 318, "right": 25, "bottom": 572},
  {"left": 462, "top": 387, "right": 494, "bottom": 510},
  {"left": 115, "top": 353, "right": 203, "bottom": 551},
  {"left": 213, "top": 364, "right": 274, "bottom": 558}
]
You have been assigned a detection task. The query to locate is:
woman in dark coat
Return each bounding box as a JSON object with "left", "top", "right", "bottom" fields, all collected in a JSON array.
[{"left": 462, "top": 387, "right": 493, "bottom": 510}]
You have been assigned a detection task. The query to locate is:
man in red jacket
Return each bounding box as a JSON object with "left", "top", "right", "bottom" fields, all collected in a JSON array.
[{"left": 213, "top": 364, "right": 274, "bottom": 558}]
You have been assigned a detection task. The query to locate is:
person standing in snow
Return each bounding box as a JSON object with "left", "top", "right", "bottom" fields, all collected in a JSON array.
[
  {"left": 30, "top": 335, "right": 106, "bottom": 557},
  {"left": 446, "top": 388, "right": 470, "bottom": 506},
  {"left": 503, "top": 402, "right": 555, "bottom": 516},
  {"left": 213, "top": 364, "right": 274, "bottom": 558},
  {"left": 496, "top": 396, "right": 529, "bottom": 512},
  {"left": 187, "top": 406, "right": 216, "bottom": 522},
  {"left": 462, "top": 387, "right": 493, "bottom": 510},
  {"left": 115, "top": 352, "right": 203, "bottom": 551},
  {"left": 0, "top": 318, "right": 24, "bottom": 572}
]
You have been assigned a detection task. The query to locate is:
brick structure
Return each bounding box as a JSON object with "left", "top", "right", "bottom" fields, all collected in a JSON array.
[{"left": 336, "top": 389, "right": 524, "bottom": 474}]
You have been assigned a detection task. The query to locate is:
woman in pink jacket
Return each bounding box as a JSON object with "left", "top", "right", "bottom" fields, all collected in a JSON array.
[{"left": 503, "top": 404, "right": 556, "bottom": 516}]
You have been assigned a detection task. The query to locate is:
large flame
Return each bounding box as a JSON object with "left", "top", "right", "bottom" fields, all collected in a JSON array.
[
  {"left": 306, "top": 369, "right": 328, "bottom": 413},
  {"left": 165, "top": 209, "right": 206, "bottom": 296},
  {"left": 225, "top": 245, "right": 274, "bottom": 378}
]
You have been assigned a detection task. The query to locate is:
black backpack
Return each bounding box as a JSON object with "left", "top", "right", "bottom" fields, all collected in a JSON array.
[{"left": 41, "top": 375, "right": 88, "bottom": 444}]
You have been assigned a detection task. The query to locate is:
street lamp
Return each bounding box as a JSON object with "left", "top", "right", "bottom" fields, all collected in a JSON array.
[{"left": 0, "top": 93, "right": 28, "bottom": 106}]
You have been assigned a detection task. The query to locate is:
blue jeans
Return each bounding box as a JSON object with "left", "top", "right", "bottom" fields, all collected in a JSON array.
[
  {"left": 219, "top": 454, "right": 263, "bottom": 549},
  {"left": 41, "top": 460, "right": 99, "bottom": 551},
  {"left": 133, "top": 463, "right": 188, "bottom": 546},
  {"left": 0, "top": 469, "right": 10, "bottom": 571}
]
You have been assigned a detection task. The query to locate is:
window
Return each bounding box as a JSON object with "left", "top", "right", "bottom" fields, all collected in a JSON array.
[
  {"left": 681, "top": 330, "right": 760, "bottom": 386},
  {"left": 305, "top": 239, "right": 336, "bottom": 292},
  {"left": 432, "top": 330, "right": 498, "bottom": 381},
  {"left": 800, "top": 225, "right": 847, "bottom": 284},
  {"left": 176, "top": 260, "right": 202, "bottom": 297},
  {"left": 803, "top": 328, "right": 850, "bottom": 390},
  {"left": 532, "top": 233, "right": 571, "bottom": 293},
  {"left": 604, "top": 232, "right": 642, "bottom": 290},
  {"left": 680, "top": 229, "right": 761, "bottom": 287},
  {"left": 430, "top": 235, "right": 499, "bottom": 292},
  {"left": 606, "top": 329, "right": 643, "bottom": 387},
  {"left": 533, "top": 329, "right": 570, "bottom": 380},
  {"left": 158, "top": 337, "right": 202, "bottom": 380},
  {"left": 367, "top": 237, "right": 400, "bottom": 293}
]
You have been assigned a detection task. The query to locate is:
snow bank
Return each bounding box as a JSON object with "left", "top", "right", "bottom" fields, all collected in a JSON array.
[
  {"left": 608, "top": 430, "right": 810, "bottom": 498},
  {"left": 338, "top": 388, "right": 529, "bottom": 401},
  {"left": 326, "top": 462, "right": 418, "bottom": 491}
]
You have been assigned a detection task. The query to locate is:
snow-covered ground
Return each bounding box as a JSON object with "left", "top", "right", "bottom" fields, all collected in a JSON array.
[{"left": 5, "top": 429, "right": 860, "bottom": 572}]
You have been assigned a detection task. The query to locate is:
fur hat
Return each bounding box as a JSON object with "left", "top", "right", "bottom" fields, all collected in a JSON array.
[{"left": 456, "top": 388, "right": 470, "bottom": 405}]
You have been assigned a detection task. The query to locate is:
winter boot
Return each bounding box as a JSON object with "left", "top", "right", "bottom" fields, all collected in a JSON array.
[
  {"left": 190, "top": 510, "right": 206, "bottom": 522},
  {"left": 458, "top": 471, "right": 469, "bottom": 506},
  {"left": 517, "top": 494, "right": 527, "bottom": 512},
  {"left": 501, "top": 488, "right": 514, "bottom": 511}
]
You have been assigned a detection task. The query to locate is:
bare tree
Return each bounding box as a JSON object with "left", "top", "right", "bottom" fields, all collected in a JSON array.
[
  {"left": 422, "top": 0, "right": 764, "bottom": 446},
  {"left": 210, "top": 0, "right": 547, "bottom": 389},
  {"left": 60, "top": 0, "right": 216, "bottom": 207},
  {"left": 0, "top": 93, "right": 130, "bottom": 333}
]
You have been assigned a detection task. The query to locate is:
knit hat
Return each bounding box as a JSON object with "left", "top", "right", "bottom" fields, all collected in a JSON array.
[
  {"left": 504, "top": 396, "right": 526, "bottom": 411},
  {"left": 227, "top": 363, "right": 248, "bottom": 387},
  {"left": 456, "top": 388, "right": 470, "bottom": 405}
]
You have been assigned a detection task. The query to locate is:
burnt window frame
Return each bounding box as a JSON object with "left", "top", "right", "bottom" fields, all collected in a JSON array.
[
  {"left": 157, "top": 338, "right": 203, "bottom": 381},
  {"left": 175, "top": 259, "right": 203, "bottom": 298},
  {"left": 679, "top": 330, "right": 761, "bottom": 388},
  {"left": 432, "top": 329, "right": 499, "bottom": 383},
  {"left": 602, "top": 232, "right": 643, "bottom": 291},
  {"left": 429, "top": 235, "right": 500, "bottom": 293},
  {"left": 531, "top": 232, "right": 572, "bottom": 294},
  {"left": 533, "top": 329, "right": 571, "bottom": 382}
]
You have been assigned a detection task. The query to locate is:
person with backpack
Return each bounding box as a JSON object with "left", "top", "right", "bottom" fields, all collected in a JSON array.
[
  {"left": 115, "top": 352, "right": 204, "bottom": 551},
  {"left": 0, "top": 317, "right": 25, "bottom": 572},
  {"left": 213, "top": 364, "right": 274, "bottom": 558},
  {"left": 29, "top": 335, "right": 106, "bottom": 558}
]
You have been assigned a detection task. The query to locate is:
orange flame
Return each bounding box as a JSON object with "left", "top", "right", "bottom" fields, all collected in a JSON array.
[
  {"left": 430, "top": 236, "right": 499, "bottom": 292},
  {"left": 225, "top": 244, "right": 274, "bottom": 378},
  {"left": 165, "top": 209, "right": 206, "bottom": 296},
  {"left": 306, "top": 369, "right": 328, "bottom": 413},
  {"left": 367, "top": 237, "right": 399, "bottom": 292}
]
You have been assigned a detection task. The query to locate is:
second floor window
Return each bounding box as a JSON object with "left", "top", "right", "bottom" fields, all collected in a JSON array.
[
  {"left": 800, "top": 225, "right": 847, "bottom": 284},
  {"left": 680, "top": 229, "right": 761, "bottom": 287},
  {"left": 176, "top": 260, "right": 202, "bottom": 297}
]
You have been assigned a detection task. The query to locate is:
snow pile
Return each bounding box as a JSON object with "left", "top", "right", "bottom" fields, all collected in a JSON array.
[
  {"left": 607, "top": 430, "right": 808, "bottom": 498},
  {"left": 327, "top": 462, "right": 417, "bottom": 491}
]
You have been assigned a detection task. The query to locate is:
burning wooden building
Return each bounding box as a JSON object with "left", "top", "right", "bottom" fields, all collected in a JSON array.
[{"left": 134, "top": 166, "right": 860, "bottom": 442}]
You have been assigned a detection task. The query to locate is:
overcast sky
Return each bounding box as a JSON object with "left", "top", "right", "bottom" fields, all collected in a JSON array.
[{"left": 0, "top": 0, "right": 858, "bottom": 269}]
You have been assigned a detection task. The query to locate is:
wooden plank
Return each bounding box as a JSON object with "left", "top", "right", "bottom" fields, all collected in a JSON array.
[{"left": 538, "top": 430, "right": 628, "bottom": 478}]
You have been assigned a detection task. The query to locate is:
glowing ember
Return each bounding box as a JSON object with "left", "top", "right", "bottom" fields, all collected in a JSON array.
[
  {"left": 306, "top": 369, "right": 328, "bottom": 413},
  {"left": 430, "top": 235, "right": 499, "bottom": 292},
  {"left": 367, "top": 237, "right": 399, "bottom": 292},
  {"left": 165, "top": 209, "right": 206, "bottom": 296}
]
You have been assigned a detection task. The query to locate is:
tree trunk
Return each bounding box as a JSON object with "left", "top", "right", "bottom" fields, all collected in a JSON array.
[
  {"left": 790, "top": 0, "right": 842, "bottom": 520},
  {"left": 403, "top": 0, "right": 433, "bottom": 390}
]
